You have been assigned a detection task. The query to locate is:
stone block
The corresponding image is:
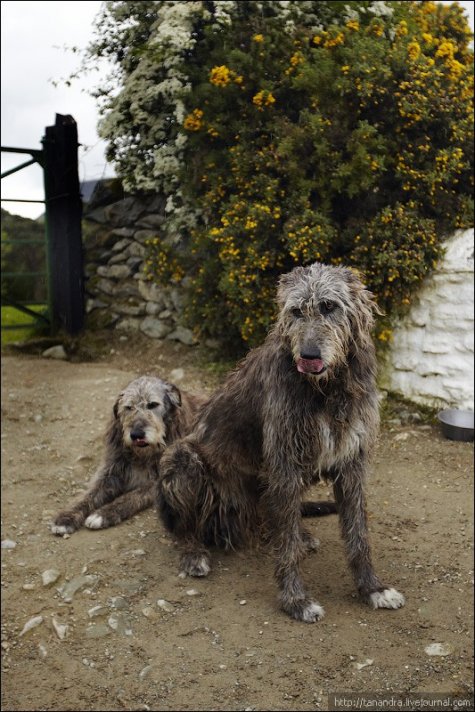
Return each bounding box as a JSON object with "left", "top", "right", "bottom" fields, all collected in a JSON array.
[
  {"left": 96, "top": 278, "right": 115, "bottom": 296},
  {"left": 134, "top": 229, "right": 158, "bottom": 244},
  {"left": 136, "top": 214, "right": 165, "bottom": 230},
  {"left": 116, "top": 317, "right": 141, "bottom": 332},
  {"left": 145, "top": 302, "right": 163, "bottom": 316},
  {"left": 138, "top": 279, "right": 166, "bottom": 307},
  {"left": 97, "top": 264, "right": 132, "bottom": 280},
  {"left": 140, "top": 317, "right": 172, "bottom": 339},
  {"left": 104, "top": 198, "right": 144, "bottom": 226},
  {"left": 166, "top": 326, "right": 195, "bottom": 346},
  {"left": 111, "top": 238, "right": 132, "bottom": 253},
  {"left": 114, "top": 302, "right": 147, "bottom": 317}
]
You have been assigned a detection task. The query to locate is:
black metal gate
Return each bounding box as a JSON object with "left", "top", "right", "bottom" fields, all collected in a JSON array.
[{"left": 1, "top": 113, "right": 84, "bottom": 337}]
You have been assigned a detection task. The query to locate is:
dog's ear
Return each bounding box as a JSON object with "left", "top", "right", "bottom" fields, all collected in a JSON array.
[
  {"left": 341, "top": 268, "right": 383, "bottom": 354},
  {"left": 164, "top": 383, "right": 182, "bottom": 409},
  {"left": 342, "top": 267, "right": 383, "bottom": 318},
  {"left": 277, "top": 266, "right": 309, "bottom": 307},
  {"left": 112, "top": 392, "right": 124, "bottom": 419},
  {"left": 105, "top": 395, "right": 124, "bottom": 453}
]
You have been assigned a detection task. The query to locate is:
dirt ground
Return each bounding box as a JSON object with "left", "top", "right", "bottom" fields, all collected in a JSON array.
[{"left": 1, "top": 332, "right": 473, "bottom": 711}]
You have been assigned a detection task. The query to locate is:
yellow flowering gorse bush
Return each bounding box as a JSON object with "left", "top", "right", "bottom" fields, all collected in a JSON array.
[{"left": 88, "top": 1, "right": 473, "bottom": 350}]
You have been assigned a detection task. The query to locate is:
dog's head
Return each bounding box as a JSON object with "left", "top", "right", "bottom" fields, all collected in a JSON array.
[
  {"left": 276, "top": 262, "right": 380, "bottom": 380},
  {"left": 109, "top": 376, "right": 182, "bottom": 458}
]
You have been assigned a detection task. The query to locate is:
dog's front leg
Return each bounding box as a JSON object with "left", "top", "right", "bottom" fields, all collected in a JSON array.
[
  {"left": 333, "top": 461, "right": 405, "bottom": 610},
  {"left": 262, "top": 482, "right": 325, "bottom": 623},
  {"left": 51, "top": 467, "right": 122, "bottom": 535},
  {"left": 84, "top": 486, "right": 155, "bottom": 530}
]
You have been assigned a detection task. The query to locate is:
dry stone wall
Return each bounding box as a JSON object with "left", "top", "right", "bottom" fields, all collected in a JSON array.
[{"left": 83, "top": 191, "right": 195, "bottom": 346}]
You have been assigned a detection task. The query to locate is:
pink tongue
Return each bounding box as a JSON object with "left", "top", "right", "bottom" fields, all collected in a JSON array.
[
  {"left": 297, "top": 358, "right": 325, "bottom": 374},
  {"left": 134, "top": 439, "right": 148, "bottom": 447}
]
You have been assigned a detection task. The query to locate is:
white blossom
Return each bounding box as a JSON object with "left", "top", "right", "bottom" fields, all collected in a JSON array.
[{"left": 366, "top": 1, "right": 394, "bottom": 18}]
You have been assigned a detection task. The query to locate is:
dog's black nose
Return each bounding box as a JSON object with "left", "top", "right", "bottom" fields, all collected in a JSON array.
[
  {"left": 130, "top": 429, "right": 146, "bottom": 441},
  {"left": 300, "top": 347, "right": 321, "bottom": 360}
]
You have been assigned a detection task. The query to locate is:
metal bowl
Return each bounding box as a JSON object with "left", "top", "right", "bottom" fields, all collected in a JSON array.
[{"left": 437, "top": 409, "right": 474, "bottom": 442}]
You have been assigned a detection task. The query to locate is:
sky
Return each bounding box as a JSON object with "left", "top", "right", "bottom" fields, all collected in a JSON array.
[
  {"left": 1, "top": 0, "right": 474, "bottom": 221},
  {"left": 1, "top": 1, "right": 110, "bottom": 219}
]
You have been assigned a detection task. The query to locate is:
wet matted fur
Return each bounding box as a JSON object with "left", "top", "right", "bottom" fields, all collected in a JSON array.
[
  {"left": 158, "top": 262, "right": 405, "bottom": 622},
  {"left": 51, "top": 376, "right": 205, "bottom": 535}
]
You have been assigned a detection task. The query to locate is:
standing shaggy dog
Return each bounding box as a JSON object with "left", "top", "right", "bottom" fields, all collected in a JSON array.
[
  {"left": 158, "top": 263, "right": 405, "bottom": 622},
  {"left": 51, "top": 376, "right": 205, "bottom": 535}
]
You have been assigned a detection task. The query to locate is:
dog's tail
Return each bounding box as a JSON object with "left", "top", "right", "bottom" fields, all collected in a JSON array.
[{"left": 301, "top": 500, "right": 338, "bottom": 517}]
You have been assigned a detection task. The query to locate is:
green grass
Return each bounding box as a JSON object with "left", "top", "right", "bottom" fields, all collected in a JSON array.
[{"left": 1, "top": 304, "right": 49, "bottom": 345}]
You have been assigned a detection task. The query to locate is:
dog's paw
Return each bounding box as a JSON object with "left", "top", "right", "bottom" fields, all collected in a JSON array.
[
  {"left": 85, "top": 513, "right": 105, "bottom": 530},
  {"left": 50, "top": 522, "right": 75, "bottom": 536},
  {"left": 369, "top": 587, "right": 405, "bottom": 610},
  {"left": 50, "top": 512, "right": 80, "bottom": 535},
  {"left": 282, "top": 598, "right": 325, "bottom": 623},
  {"left": 301, "top": 601, "right": 325, "bottom": 622},
  {"left": 179, "top": 553, "right": 211, "bottom": 578},
  {"left": 301, "top": 531, "right": 320, "bottom": 552}
]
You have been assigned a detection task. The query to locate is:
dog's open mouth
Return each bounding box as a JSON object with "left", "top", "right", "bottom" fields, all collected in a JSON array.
[
  {"left": 132, "top": 438, "right": 149, "bottom": 448},
  {"left": 296, "top": 358, "right": 326, "bottom": 375}
]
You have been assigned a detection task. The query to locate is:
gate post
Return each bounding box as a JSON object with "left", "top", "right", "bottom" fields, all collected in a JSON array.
[{"left": 42, "top": 114, "right": 84, "bottom": 334}]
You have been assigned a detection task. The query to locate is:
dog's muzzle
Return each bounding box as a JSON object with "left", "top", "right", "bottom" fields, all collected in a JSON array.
[
  {"left": 296, "top": 358, "right": 326, "bottom": 375},
  {"left": 296, "top": 347, "right": 326, "bottom": 375},
  {"left": 130, "top": 428, "right": 149, "bottom": 448}
]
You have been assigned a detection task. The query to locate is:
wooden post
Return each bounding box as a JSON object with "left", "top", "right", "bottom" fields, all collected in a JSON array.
[{"left": 42, "top": 114, "right": 84, "bottom": 334}]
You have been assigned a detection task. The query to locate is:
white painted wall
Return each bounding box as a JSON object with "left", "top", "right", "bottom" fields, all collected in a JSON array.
[{"left": 382, "top": 229, "right": 474, "bottom": 410}]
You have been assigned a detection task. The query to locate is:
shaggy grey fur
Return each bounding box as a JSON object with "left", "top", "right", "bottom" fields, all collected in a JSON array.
[
  {"left": 158, "top": 263, "right": 405, "bottom": 621},
  {"left": 51, "top": 376, "right": 205, "bottom": 535}
]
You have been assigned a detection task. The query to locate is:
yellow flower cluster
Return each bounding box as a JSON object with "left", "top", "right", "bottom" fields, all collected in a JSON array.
[
  {"left": 209, "top": 65, "right": 231, "bottom": 86},
  {"left": 395, "top": 20, "right": 408, "bottom": 38},
  {"left": 252, "top": 90, "right": 276, "bottom": 110},
  {"left": 144, "top": 239, "right": 184, "bottom": 284},
  {"left": 346, "top": 19, "right": 359, "bottom": 32},
  {"left": 287, "top": 224, "right": 323, "bottom": 263},
  {"left": 290, "top": 52, "right": 304, "bottom": 67},
  {"left": 370, "top": 22, "right": 384, "bottom": 38},
  {"left": 407, "top": 40, "right": 421, "bottom": 62},
  {"left": 209, "top": 65, "right": 243, "bottom": 87},
  {"left": 252, "top": 34, "right": 264, "bottom": 43},
  {"left": 313, "top": 30, "right": 345, "bottom": 49},
  {"left": 377, "top": 329, "right": 393, "bottom": 342},
  {"left": 183, "top": 108, "right": 204, "bottom": 131},
  {"left": 285, "top": 51, "right": 304, "bottom": 75},
  {"left": 435, "top": 40, "right": 464, "bottom": 80}
]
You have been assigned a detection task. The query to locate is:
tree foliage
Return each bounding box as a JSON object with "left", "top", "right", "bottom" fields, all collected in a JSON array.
[
  {"left": 1, "top": 209, "right": 47, "bottom": 303},
  {"left": 87, "top": 1, "right": 474, "bottom": 348}
]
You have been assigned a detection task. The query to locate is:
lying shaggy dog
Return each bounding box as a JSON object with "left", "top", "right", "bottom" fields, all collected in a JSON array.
[{"left": 51, "top": 376, "right": 205, "bottom": 535}]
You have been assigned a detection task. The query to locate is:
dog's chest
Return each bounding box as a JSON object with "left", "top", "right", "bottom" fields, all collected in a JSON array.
[
  {"left": 308, "top": 413, "right": 366, "bottom": 476},
  {"left": 127, "top": 464, "right": 154, "bottom": 490}
]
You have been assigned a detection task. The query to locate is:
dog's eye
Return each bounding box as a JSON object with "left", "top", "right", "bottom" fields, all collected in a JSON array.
[
  {"left": 124, "top": 405, "right": 133, "bottom": 412},
  {"left": 147, "top": 402, "right": 159, "bottom": 410},
  {"left": 320, "top": 301, "right": 336, "bottom": 316},
  {"left": 291, "top": 308, "right": 304, "bottom": 319}
]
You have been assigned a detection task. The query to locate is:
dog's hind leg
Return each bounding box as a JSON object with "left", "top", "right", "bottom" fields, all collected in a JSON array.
[
  {"left": 300, "top": 500, "right": 338, "bottom": 551},
  {"left": 158, "top": 440, "right": 213, "bottom": 577}
]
